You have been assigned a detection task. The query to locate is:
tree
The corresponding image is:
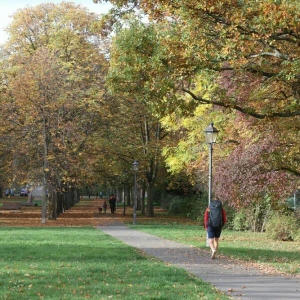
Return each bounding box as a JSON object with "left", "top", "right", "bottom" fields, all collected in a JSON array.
[
  {"left": 97, "top": 1, "right": 300, "bottom": 208},
  {"left": 88, "top": 93, "right": 170, "bottom": 217},
  {"left": 103, "top": 0, "right": 300, "bottom": 116},
  {"left": 0, "top": 2, "right": 108, "bottom": 221},
  {"left": 105, "top": 18, "right": 176, "bottom": 216}
]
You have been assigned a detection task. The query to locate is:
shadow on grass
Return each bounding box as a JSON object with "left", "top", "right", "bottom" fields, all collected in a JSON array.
[
  {"left": 221, "top": 246, "right": 300, "bottom": 263},
  {"left": 0, "top": 227, "right": 231, "bottom": 300}
]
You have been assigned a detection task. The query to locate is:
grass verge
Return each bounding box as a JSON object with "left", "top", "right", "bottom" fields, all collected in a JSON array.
[
  {"left": 0, "top": 227, "right": 230, "bottom": 300},
  {"left": 128, "top": 224, "right": 300, "bottom": 276}
]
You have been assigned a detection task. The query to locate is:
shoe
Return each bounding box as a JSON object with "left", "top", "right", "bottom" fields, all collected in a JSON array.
[{"left": 211, "top": 249, "right": 216, "bottom": 259}]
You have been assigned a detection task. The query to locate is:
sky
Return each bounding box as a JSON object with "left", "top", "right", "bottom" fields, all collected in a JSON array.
[{"left": 0, "top": 0, "right": 113, "bottom": 44}]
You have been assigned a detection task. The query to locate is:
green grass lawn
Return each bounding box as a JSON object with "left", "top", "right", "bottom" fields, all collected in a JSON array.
[
  {"left": 128, "top": 224, "right": 300, "bottom": 276},
  {"left": 0, "top": 227, "right": 230, "bottom": 300}
]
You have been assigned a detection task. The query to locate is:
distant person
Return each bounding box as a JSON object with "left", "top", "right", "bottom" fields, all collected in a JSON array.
[
  {"left": 204, "top": 199, "right": 227, "bottom": 259},
  {"left": 102, "top": 201, "right": 108, "bottom": 213},
  {"left": 109, "top": 194, "right": 116, "bottom": 214},
  {"left": 99, "top": 192, "right": 103, "bottom": 199}
]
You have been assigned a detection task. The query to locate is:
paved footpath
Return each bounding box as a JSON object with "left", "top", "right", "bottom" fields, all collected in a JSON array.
[{"left": 98, "top": 225, "right": 300, "bottom": 300}]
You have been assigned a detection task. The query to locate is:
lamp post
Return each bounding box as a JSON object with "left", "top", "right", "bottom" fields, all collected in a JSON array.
[
  {"left": 204, "top": 123, "right": 219, "bottom": 246},
  {"left": 132, "top": 160, "right": 139, "bottom": 224},
  {"left": 204, "top": 123, "right": 219, "bottom": 205}
]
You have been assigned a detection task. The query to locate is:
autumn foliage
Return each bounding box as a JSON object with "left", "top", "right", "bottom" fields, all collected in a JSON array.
[
  {"left": 104, "top": 0, "right": 300, "bottom": 209},
  {"left": 1, "top": 1, "right": 300, "bottom": 223}
]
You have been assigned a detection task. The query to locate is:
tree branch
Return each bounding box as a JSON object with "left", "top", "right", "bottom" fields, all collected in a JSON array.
[
  {"left": 181, "top": 86, "right": 300, "bottom": 119},
  {"left": 273, "top": 167, "right": 300, "bottom": 177}
]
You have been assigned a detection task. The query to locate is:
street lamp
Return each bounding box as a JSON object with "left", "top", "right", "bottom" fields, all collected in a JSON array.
[
  {"left": 204, "top": 123, "right": 219, "bottom": 247},
  {"left": 132, "top": 160, "right": 139, "bottom": 224},
  {"left": 204, "top": 123, "right": 219, "bottom": 205},
  {"left": 204, "top": 123, "right": 219, "bottom": 246}
]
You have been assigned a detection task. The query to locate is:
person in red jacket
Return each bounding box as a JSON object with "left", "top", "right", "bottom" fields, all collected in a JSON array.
[{"left": 204, "top": 200, "right": 227, "bottom": 259}]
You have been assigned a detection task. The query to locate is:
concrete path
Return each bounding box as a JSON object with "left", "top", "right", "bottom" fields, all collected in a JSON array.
[{"left": 97, "top": 225, "right": 300, "bottom": 300}]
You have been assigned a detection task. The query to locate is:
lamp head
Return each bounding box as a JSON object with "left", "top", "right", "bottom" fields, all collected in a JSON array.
[
  {"left": 204, "top": 123, "right": 219, "bottom": 144},
  {"left": 133, "top": 160, "right": 139, "bottom": 171}
]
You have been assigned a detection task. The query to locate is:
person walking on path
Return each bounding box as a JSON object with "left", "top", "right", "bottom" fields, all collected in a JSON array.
[
  {"left": 204, "top": 199, "right": 227, "bottom": 259},
  {"left": 102, "top": 201, "right": 108, "bottom": 213},
  {"left": 109, "top": 194, "right": 117, "bottom": 214}
]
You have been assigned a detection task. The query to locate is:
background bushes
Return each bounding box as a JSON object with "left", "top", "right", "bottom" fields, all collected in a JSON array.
[
  {"left": 266, "top": 211, "right": 299, "bottom": 241},
  {"left": 164, "top": 193, "right": 234, "bottom": 228},
  {"left": 156, "top": 183, "right": 300, "bottom": 241}
]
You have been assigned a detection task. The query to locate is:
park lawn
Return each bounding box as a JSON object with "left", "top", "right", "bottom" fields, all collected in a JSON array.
[
  {"left": 0, "top": 227, "right": 230, "bottom": 300},
  {"left": 128, "top": 224, "right": 300, "bottom": 276}
]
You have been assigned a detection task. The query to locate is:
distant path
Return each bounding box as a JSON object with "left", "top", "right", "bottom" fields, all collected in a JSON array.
[{"left": 98, "top": 225, "right": 300, "bottom": 300}]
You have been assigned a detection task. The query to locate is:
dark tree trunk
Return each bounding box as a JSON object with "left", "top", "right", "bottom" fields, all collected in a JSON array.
[
  {"left": 41, "top": 184, "right": 47, "bottom": 224},
  {"left": 146, "top": 182, "right": 154, "bottom": 217},
  {"left": 57, "top": 190, "right": 64, "bottom": 215},
  {"left": 141, "top": 181, "right": 146, "bottom": 215},
  {"left": 48, "top": 189, "right": 58, "bottom": 220},
  {"left": 126, "top": 185, "right": 131, "bottom": 206}
]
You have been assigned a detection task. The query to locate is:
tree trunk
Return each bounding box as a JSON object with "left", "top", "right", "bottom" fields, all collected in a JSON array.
[
  {"left": 137, "top": 186, "right": 141, "bottom": 211},
  {"left": 66, "top": 190, "right": 72, "bottom": 210},
  {"left": 27, "top": 191, "right": 33, "bottom": 203},
  {"left": 57, "top": 191, "right": 63, "bottom": 214},
  {"left": 127, "top": 185, "right": 132, "bottom": 206},
  {"left": 146, "top": 182, "right": 154, "bottom": 217},
  {"left": 48, "top": 189, "right": 58, "bottom": 220},
  {"left": 141, "top": 181, "right": 146, "bottom": 215},
  {"left": 74, "top": 189, "right": 80, "bottom": 204},
  {"left": 41, "top": 184, "right": 47, "bottom": 224}
]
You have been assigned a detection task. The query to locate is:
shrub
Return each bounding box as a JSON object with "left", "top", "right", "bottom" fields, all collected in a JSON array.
[
  {"left": 168, "top": 196, "right": 186, "bottom": 215},
  {"left": 294, "top": 229, "right": 300, "bottom": 242},
  {"left": 266, "top": 212, "right": 299, "bottom": 241},
  {"left": 231, "top": 196, "right": 272, "bottom": 232},
  {"left": 233, "top": 210, "right": 250, "bottom": 231},
  {"left": 167, "top": 194, "right": 207, "bottom": 220},
  {"left": 166, "top": 193, "right": 234, "bottom": 226}
]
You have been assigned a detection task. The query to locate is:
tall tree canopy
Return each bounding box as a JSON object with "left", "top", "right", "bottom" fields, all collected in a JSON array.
[
  {"left": 0, "top": 2, "right": 108, "bottom": 219},
  {"left": 98, "top": 0, "right": 300, "bottom": 207},
  {"left": 99, "top": 0, "right": 300, "bottom": 117}
]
